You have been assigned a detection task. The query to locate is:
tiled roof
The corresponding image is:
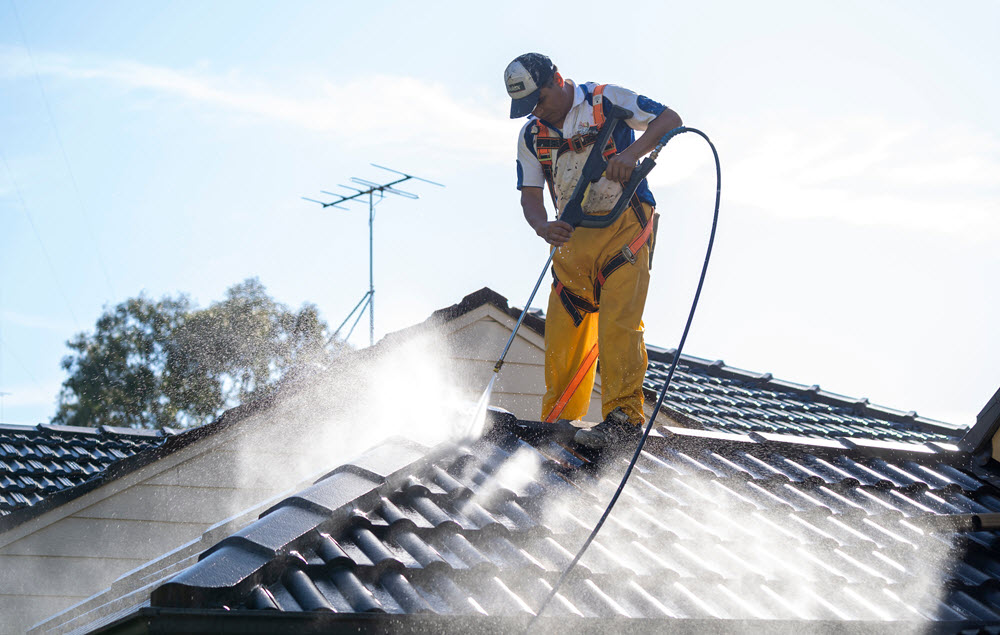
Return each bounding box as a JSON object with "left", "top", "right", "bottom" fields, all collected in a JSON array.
[
  {"left": 0, "top": 423, "right": 172, "bottom": 524},
  {"left": 142, "top": 412, "right": 1000, "bottom": 631},
  {"left": 645, "top": 347, "right": 966, "bottom": 446},
  {"left": 435, "top": 289, "right": 969, "bottom": 446}
]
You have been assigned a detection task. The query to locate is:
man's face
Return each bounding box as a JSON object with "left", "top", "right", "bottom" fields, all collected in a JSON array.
[{"left": 531, "top": 81, "right": 569, "bottom": 124}]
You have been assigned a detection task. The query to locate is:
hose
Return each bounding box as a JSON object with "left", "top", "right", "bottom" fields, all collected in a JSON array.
[{"left": 527, "top": 126, "right": 721, "bottom": 630}]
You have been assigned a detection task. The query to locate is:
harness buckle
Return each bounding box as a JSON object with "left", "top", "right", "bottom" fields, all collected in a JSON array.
[
  {"left": 568, "top": 133, "right": 588, "bottom": 153},
  {"left": 620, "top": 244, "right": 637, "bottom": 265}
]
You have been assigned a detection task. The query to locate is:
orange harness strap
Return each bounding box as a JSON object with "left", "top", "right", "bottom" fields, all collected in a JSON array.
[
  {"left": 544, "top": 342, "right": 600, "bottom": 423},
  {"left": 533, "top": 84, "right": 615, "bottom": 208},
  {"left": 595, "top": 199, "right": 655, "bottom": 301}
]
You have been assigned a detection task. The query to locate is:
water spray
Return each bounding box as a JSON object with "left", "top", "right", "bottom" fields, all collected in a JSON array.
[{"left": 525, "top": 126, "right": 722, "bottom": 630}]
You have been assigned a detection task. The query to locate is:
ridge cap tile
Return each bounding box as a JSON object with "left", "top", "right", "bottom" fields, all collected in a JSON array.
[
  {"left": 864, "top": 403, "right": 913, "bottom": 420},
  {"left": 814, "top": 389, "right": 869, "bottom": 406},
  {"left": 231, "top": 505, "right": 330, "bottom": 556},
  {"left": 915, "top": 415, "right": 969, "bottom": 431},
  {"left": 322, "top": 436, "right": 431, "bottom": 487},
  {"left": 717, "top": 365, "right": 769, "bottom": 382},
  {"left": 36, "top": 423, "right": 101, "bottom": 436},
  {"left": 153, "top": 544, "right": 276, "bottom": 608},
  {"left": 766, "top": 378, "right": 814, "bottom": 393},
  {"left": 265, "top": 470, "right": 383, "bottom": 520}
]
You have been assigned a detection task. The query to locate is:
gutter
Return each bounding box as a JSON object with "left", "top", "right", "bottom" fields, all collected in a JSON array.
[{"left": 90, "top": 608, "right": 1000, "bottom": 635}]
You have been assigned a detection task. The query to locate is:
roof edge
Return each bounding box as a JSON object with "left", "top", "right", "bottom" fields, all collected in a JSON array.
[{"left": 959, "top": 385, "right": 1000, "bottom": 458}]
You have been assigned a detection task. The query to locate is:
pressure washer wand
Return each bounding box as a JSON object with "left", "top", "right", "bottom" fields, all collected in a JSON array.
[{"left": 493, "top": 246, "right": 556, "bottom": 374}]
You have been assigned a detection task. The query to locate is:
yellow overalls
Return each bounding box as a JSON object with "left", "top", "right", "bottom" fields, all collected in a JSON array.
[
  {"left": 543, "top": 204, "right": 653, "bottom": 424},
  {"left": 535, "top": 85, "right": 655, "bottom": 425}
]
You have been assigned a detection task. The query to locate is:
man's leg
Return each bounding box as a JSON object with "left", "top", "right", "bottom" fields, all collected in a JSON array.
[
  {"left": 596, "top": 238, "right": 652, "bottom": 425},
  {"left": 541, "top": 286, "right": 598, "bottom": 422}
]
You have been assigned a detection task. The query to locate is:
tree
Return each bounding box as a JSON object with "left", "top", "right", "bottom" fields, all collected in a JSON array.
[{"left": 53, "top": 278, "right": 335, "bottom": 429}]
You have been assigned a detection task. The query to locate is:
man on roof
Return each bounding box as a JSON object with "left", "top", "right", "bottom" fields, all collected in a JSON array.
[{"left": 505, "top": 52, "right": 682, "bottom": 449}]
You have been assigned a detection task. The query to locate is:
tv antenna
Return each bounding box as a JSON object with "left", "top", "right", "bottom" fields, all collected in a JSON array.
[{"left": 302, "top": 164, "right": 443, "bottom": 347}]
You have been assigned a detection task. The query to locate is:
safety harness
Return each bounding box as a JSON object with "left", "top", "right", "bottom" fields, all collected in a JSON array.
[
  {"left": 532, "top": 84, "right": 617, "bottom": 208},
  {"left": 533, "top": 84, "right": 658, "bottom": 329}
]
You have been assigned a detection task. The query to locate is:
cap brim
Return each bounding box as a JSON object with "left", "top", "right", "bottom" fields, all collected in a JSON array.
[{"left": 509, "top": 91, "right": 540, "bottom": 119}]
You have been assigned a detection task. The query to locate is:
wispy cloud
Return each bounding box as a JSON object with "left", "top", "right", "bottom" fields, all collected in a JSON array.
[
  {"left": 1, "top": 380, "right": 59, "bottom": 409},
  {"left": 649, "top": 114, "right": 1000, "bottom": 239},
  {"left": 6, "top": 47, "right": 996, "bottom": 239},
  {"left": 0, "top": 309, "right": 77, "bottom": 332},
  {"left": 0, "top": 46, "right": 511, "bottom": 162}
]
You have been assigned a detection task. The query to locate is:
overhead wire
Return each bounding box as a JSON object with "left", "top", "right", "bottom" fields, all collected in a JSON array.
[
  {"left": 9, "top": 0, "right": 117, "bottom": 299},
  {"left": 0, "top": 332, "right": 44, "bottom": 390},
  {"left": 1, "top": 150, "right": 81, "bottom": 329}
]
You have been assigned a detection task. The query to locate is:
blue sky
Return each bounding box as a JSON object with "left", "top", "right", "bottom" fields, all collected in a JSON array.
[{"left": 1, "top": 0, "right": 997, "bottom": 427}]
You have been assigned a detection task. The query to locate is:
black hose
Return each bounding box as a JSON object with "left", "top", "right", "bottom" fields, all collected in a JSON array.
[{"left": 527, "top": 127, "right": 721, "bottom": 630}]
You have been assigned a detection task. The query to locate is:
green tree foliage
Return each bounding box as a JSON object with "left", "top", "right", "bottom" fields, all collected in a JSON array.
[{"left": 53, "top": 278, "right": 334, "bottom": 429}]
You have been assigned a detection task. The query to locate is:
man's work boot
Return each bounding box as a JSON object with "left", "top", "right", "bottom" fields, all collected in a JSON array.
[{"left": 574, "top": 407, "right": 643, "bottom": 449}]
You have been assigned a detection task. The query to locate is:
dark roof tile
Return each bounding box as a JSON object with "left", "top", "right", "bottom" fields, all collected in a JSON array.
[
  {"left": 0, "top": 423, "right": 171, "bottom": 522},
  {"left": 144, "top": 410, "right": 1000, "bottom": 629}
]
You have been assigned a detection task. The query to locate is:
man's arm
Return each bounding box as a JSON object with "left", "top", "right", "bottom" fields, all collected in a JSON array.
[
  {"left": 605, "top": 106, "right": 682, "bottom": 183},
  {"left": 521, "top": 186, "right": 573, "bottom": 247}
]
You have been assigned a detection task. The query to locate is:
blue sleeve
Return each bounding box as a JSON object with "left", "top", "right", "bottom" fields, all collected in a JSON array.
[{"left": 636, "top": 95, "right": 666, "bottom": 116}]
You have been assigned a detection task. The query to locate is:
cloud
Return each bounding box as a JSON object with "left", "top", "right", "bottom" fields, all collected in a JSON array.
[
  {"left": 0, "top": 309, "right": 76, "bottom": 332},
  {"left": 0, "top": 46, "right": 512, "bottom": 162},
  {"left": 648, "top": 113, "right": 1000, "bottom": 240},
  {"left": 0, "top": 380, "right": 60, "bottom": 409},
  {"left": 7, "top": 47, "right": 996, "bottom": 239}
]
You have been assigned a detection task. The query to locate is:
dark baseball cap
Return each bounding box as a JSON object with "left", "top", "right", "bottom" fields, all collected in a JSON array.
[{"left": 504, "top": 53, "right": 556, "bottom": 118}]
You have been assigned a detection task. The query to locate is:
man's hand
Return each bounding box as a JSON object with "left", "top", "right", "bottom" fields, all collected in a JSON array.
[
  {"left": 521, "top": 186, "right": 574, "bottom": 246},
  {"left": 536, "top": 220, "right": 574, "bottom": 246},
  {"left": 605, "top": 146, "right": 641, "bottom": 183},
  {"left": 605, "top": 106, "right": 683, "bottom": 184}
]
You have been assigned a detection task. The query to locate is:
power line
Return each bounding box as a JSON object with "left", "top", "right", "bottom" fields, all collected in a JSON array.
[
  {"left": 0, "top": 332, "right": 46, "bottom": 391},
  {"left": 9, "top": 0, "right": 117, "bottom": 299},
  {"left": 1, "top": 150, "right": 81, "bottom": 329}
]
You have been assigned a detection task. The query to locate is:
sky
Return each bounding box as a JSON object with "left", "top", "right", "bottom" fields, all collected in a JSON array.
[{"left": 1, "top": 0, "right": 997, "bottom": 428}]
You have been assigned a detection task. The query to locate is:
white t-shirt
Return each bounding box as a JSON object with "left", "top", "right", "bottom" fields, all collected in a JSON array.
[{"left": 515, "top": 81, "right": 666, "bottom": 213}]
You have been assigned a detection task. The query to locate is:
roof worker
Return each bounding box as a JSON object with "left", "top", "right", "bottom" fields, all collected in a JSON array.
[{"left": 505, "top": 52, "right": 682, "bottom": 448}]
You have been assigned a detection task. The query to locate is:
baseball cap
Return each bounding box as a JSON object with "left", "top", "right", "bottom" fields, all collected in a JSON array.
[{"left": 504, "top": 53, "right": 556, "bottom": 119}]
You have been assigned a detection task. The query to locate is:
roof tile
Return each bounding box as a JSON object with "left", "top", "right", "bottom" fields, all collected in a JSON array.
[{"left": 146, "top": 410, "right": 1000, "bottom": 629}]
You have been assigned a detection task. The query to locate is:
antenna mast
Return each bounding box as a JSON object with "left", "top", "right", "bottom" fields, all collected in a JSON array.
[{"left": 302, "top": 164, "right": 443, "bottom": 347}]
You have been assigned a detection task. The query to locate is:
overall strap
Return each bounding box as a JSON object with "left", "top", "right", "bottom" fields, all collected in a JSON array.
[
  {"left": 594, "top": 196, "right": 654, "bottom": 304},
  {"left": 551, "top": 268, "right": 598, "bottom": 328}
]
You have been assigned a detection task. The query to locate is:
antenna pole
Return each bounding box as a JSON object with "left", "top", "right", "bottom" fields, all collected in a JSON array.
[
  {"left": 368, "top": 190, "right": 375, "bottom": 347},
  {"left": 302, "top": 165, "right": 444, "bottom": 348}
]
